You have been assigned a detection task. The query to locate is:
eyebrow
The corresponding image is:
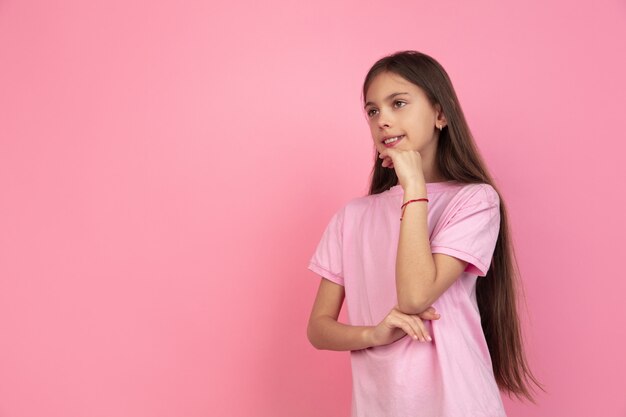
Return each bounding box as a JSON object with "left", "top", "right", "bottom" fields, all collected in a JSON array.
[{"left": 364, "top": 92, "right": 410, "bottom": 108}]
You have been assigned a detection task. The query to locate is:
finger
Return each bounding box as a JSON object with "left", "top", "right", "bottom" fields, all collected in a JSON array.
[
  {"left": 410, "top": 316, "right": 432, "bottom": 342},
  {"left": 379, "top": 148, "right": 397, "bottom": 160},
  {"left": 424, "top": 306, "right": 440, "bottom": 316},
  {"left": 398, "top": 320, "right": 420, "bottom": 341},
  {"left": 397, "top": 316, "right": 423, "bottom": 341},
  {"left": 410, "top": 316, "right": 430, "bottom": 342},
  {"left": 388, "top": 315, "right": 419, "bottom": 340},
  {"left": 418, "top": 311, "right": 441, "bottom": 320}
]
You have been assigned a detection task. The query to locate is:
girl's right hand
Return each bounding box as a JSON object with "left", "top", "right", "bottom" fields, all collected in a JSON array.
[{"left": 369, "top": 306, "right": 440, "bottom": 347}]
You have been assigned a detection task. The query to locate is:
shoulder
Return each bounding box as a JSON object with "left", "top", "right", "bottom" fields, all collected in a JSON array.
[
  {"left": 340, "top": 190, "right": 382, "bottom": 211},
  {"left": 326, "top": 192, "right": 387, "bottom": 226},
  {"left": 324, "top": 194, "right": 367, "bottom": 222},
  {"left": 457, "top": 182, "right": 500, "bottom": 207},
  {"left": 321, "top": 189, "right": 386, "bottom": 225}
]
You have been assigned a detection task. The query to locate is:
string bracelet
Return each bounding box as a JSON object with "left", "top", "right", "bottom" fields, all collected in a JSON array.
[{"left": 400, "top": 198, "right": 429, "bottom": 221}]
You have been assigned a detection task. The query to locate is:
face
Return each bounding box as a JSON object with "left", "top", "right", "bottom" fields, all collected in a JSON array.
[{"left": 364, "top": 71, "right": 445, "bottom": 157}]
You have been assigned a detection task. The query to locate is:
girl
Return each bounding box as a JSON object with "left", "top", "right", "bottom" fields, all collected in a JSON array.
[{"left": 306, "top": 51, "right": 543, "bottom": 417}]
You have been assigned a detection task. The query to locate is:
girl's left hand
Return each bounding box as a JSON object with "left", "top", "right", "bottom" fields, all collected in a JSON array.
[{"left": 379, "top": 148, "right": 426, "bottom": 190}]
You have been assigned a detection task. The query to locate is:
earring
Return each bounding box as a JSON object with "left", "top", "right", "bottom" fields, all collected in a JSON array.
[{"left": 437, "top": 124, "right": 443, "bottom": 131}]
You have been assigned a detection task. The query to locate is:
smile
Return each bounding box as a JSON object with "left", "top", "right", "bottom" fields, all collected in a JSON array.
[{"left": 383, "top": 135, "right": 404, "bottom": 146}]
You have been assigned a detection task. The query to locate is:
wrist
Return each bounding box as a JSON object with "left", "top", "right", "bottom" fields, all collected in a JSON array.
[
  {"left": 363, "top": 327, "right": 378, "bottom": 347},
  {"left": 402, "top": 183, "right": 427, "bottom": 200}
]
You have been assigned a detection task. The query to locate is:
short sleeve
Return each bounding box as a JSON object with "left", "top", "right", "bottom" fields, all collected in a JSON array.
[
  {"left": 430, "top": 185, "right": 501, "bottom": 277},
  {"left": 307, "top": 206, "right": 345, "bottom": 286}
]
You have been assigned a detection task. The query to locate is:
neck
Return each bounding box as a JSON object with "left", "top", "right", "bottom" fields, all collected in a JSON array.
[{"left": 420, "top": 145, "right": 445, "bottom": 183}]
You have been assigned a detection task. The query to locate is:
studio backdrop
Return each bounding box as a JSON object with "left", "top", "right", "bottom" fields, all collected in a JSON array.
[{"left": 1, "top": 0, "right": 625, "bottom": 416}]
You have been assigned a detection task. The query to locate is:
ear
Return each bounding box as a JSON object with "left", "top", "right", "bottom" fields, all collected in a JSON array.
[{"left": 434, "top": 103, "right": 447, "bottom": 127}]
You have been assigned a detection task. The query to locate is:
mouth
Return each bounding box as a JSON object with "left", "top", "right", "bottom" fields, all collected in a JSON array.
[{"left": 382, "top": 135, "right": 405, "bottom": 147}]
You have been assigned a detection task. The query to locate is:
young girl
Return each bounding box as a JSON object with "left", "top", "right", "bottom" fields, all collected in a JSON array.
[{"left": 306, "top": 51, "right": 543, "bottom": 417}]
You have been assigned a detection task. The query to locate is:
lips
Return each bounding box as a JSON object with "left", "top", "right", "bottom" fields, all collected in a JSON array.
[{"left": 382, "top": 135, "right": 405, "bottom": 147}]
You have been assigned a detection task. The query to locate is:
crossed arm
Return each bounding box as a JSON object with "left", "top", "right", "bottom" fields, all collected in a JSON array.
[
  {"left": 307, "top": 185, "right": 469, "bottom": 351},
  {"left": 307, "top": 252, "right": 468, "bottom": 351},
  {"left": 394, "top": 184, "right": 468, "bottom": 314}
]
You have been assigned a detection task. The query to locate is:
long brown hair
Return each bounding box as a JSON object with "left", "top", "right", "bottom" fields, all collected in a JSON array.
[{"left": 363, "top": 50, "right": 544, "bottom": 402}]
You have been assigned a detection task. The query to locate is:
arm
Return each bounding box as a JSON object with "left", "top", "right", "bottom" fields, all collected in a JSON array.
[
  {"left": 307, "top": 277, "right": 440, "bottom": 350},
  {"left": 307, "top": 278, "right": 373, "bottom": 351},
  {"left": 396, "top": 184, "right": 469, "bottom": 314}
]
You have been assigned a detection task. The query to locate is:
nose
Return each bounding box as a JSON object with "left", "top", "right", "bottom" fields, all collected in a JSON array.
[{"left": 377, "top": 108, "right": 392, "bottom": 129}]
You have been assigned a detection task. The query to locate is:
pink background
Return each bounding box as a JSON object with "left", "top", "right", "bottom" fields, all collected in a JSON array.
[{"left": 1, "top": 0, "right": 625, "bottom": 416}]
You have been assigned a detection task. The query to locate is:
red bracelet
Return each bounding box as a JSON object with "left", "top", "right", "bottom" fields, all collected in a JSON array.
[{"left": 400, "top": 198, "right": 429, "bottom": 221}]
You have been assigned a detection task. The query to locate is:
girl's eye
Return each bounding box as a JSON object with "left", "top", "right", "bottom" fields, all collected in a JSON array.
[
  {"left": 366, "top": 108, "right": 378, "bottom": 118},
  {"left": 394, "top": 100, "right": 406, "bottom": 108}
]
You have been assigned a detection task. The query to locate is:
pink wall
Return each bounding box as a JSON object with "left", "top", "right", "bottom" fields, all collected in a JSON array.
[{"left": 1, "top": 0, "right": 625, "bottom": 416}]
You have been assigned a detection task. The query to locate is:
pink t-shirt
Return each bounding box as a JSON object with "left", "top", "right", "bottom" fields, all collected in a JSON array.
[{"left": 308, "top": 181, "right": 507, "bottom": 417}]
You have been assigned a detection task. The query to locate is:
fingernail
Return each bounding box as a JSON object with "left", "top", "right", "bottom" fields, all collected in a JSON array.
[{"left": 427, "top": 336, "right": 432, "bottom": 341}]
